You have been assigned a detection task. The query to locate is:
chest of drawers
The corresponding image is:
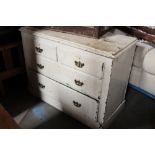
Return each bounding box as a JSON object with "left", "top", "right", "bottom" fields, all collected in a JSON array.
[{"left": 20, "top": 27, "right": 137, "bottom": 128}]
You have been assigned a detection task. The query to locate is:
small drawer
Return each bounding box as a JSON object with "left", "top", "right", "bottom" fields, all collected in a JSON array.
[
  {"left": 28, "top": 70, "right": 99, "bottom": 127},
  {"left": 58, "top": 45, "right": 106, "bottom": 79},
  {"left": 33, "top": 37, "right": 57, "bottom": 61}
]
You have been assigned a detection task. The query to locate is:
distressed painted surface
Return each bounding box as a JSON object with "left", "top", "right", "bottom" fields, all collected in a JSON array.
[
  {"left": 103, "top": 42, "right": 136, "bottom": 122},
  {"left": 21, "top": 27, "right": 137, "bottom": 128},
  {"left": 20, "top": 27, "right": 136, "bottom": 58},
  {"left": 28, "top": 70, "right": 99, "bottom": 128},
  {"left": 27, "top": 54, "right": 102, "bottom": 100}
]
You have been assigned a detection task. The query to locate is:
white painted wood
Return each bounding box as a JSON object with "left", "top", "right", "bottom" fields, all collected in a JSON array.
[
  {"left": 27, "top": 69, "right": 52, "bottom": 93},
  {"left": 58, "top": 44, "right": 106, "bottom": 79},
  {"left": 28, "top": 54, "right": 55, "bottom": 79},
  {"left": 20, "top": 27, "right": 137, "bottom": 58},
  {"left": 28, "top": 70, "right": 99, "bottom": 128},
  {"left": 33, "top": 36, "right": 57, "bottom": 61},
  {"left": 101, "top": 100, "right": 125, "bottom": 128},
  {"left": 21, "top": 32, "right": 57, "bottom": 66},
  {"left": 20, "top": 27, "right": 137, "bottom": 128},
  {"left": 100, "top": 42, "right": 136, "bottom": 123},
  {"left": 56, "top": 65, "right": 102, "bottom": 100},
  {"left": 28, "top": 54, "right": 102, "bottom": 100},
  {"left": 97, "top": 58, "right": 113, "bottom": 124}
]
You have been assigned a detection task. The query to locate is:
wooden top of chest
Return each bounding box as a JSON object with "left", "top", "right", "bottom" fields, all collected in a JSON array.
[{"left": 20, "top": 27, "right": 137, "bottom": 58}]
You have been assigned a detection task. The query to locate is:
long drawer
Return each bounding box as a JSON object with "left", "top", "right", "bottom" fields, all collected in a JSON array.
[
  {"left": 28, "top": 54, "right": 102, "bottom": 100},
  {"left": 27, "top": 70, "right": 99, "bottom": 127},
  {"left": 58, "top": 44, "right": 105, "bottom": 79}
]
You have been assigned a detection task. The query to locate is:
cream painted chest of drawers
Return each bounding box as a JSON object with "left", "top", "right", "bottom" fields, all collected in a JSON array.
[{"left": 20, "top": 27, "right": 137, "bottom": 128}]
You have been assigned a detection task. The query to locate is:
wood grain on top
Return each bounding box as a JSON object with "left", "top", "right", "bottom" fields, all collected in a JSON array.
[{"left": 20, "top": 27, "right": 137, "bottom": 58}]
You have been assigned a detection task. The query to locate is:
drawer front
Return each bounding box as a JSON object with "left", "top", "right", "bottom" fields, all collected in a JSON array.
[
  {"left": 29, "top": 55, "right": 102, "bottom": 100},
  {"left": 58, "top": 64, "right": 102, "bottom": 100},
  {"left": 28, "top": 70, "right": 99, "bottom": 126},
  {"left": 33, "top": 36, "right": 57, "bottom": 61},
  {"left": 27, "top": 70, "right": 51, "bottom": 93},
  {"left": 29, "top": 54, "right": 54, "bottom": 78},
  {"left": 58, "top": 45, "right": 105, "bottom": 79}
]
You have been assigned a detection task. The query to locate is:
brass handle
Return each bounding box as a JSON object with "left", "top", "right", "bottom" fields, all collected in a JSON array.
[
  {"left": 73, "top": 101, "right": 81, "bottom": 108},
  {"left": 74, "top": 61, "right": 84, "bottom": 68},
  {"left": 37, "top": 64, "right": 44, "bottom": 69},
  {"left": 38, "top": 83, "right": 45, "bottom": 89},
  {"left": 35, "top": 47, "right": 39, "bottom": 51},
  {"left": 39, "top": 48, "right": 43, "bottom": 53},
  {"left": 35, "top": 47, "right": 43, "bottom": 53},
  {"left": 74, "top": 79, "right": 84, "bottom": 86}
]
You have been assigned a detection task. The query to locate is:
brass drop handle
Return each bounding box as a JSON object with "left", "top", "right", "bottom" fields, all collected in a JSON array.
[
  {"left": 35, "top": 47, "right": 43, "bottom": 53},
  {"left": 37, "top": 64, "right": 44, "bottom": 69},
  {"left": 35, "top": 47, "right": 39, "bottom": 51},
  {"left": 38, "top": 83, "right": 45, "bottom": 89},
  {"left": 73, "top": 101, "right": 81, "bottom": 108},
  {"left": 74, "top": 61, "right": 84, "bottom": 68},
  {"left": 74, "top": 79, "right": 84, "bottom": 86},
  {"left": 38, "top": 48, "right": 43, "bottom": 53}
]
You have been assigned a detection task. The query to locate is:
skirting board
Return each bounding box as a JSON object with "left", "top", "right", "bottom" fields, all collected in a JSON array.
[
  {"left": 128, "top": 83, "right": 155, "bottom": 100},
  {"left": 101, "top": 100, "right": 125, "bottom": 128}
]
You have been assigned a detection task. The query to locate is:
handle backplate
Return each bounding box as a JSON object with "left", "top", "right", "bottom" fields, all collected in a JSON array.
[
  {"left": 74, "top": 79, "right": 84, "bottom": 86},
  {"left": 35, "top": 47, "right": 43, "bottom": 53},
  {"left": 37, "top": 64, "right": 44, "bottom": 69},
  {"left": 74, "top": 61, "right": 84, "bottom": 68},
  {"left": 38, "top": 83, "right": 45, "bottom": 89},
  {"left": 73, "top": 101, "right": 81, "bottom": 108}
]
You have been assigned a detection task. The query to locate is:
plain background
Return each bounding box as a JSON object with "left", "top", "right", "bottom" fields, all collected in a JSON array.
[{"left": 0, "top": 1, "right": 155, "bottom": 155}]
